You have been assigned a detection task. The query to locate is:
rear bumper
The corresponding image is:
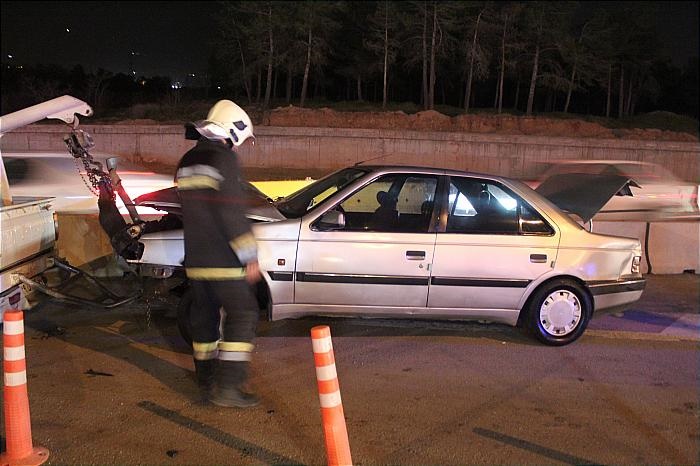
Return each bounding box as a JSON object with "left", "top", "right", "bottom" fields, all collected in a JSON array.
[
  {"left": 1, "top": 251, "right": 54, "bottom": 321},
  {"left": 588, "top": 278, "right": 646, "bottom": 311}
]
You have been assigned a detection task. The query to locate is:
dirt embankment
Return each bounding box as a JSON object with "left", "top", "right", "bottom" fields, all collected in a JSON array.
[{"left": 263, "top": 106, "right": 698, "bottom": 142}]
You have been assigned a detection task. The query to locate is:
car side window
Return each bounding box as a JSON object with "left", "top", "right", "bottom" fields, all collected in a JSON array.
[
  {"left": 337, "top": 174, "right": 438, "bottom": 233},
  {"left": 520, "top": 204, "right": 554, "bottom": 234},
  {"left": 446, "top": 177, "right": 550, "bottom": 235}
]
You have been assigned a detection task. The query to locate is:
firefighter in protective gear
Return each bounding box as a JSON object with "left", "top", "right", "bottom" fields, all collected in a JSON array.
[{"left": 177, "top": 99, "right": 261, "bottom": 408}]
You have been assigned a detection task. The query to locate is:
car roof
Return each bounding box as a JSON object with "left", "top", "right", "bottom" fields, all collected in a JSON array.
[{"left": 357, "top": 164, "right": 508, "bottom": 180}]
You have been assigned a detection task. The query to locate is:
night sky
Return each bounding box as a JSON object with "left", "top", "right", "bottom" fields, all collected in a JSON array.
[
  {"left": 1, "top": 1, "right": 219, "bottom": 81},
  {"left": 1, "top": 0, "right": 698, "bottom": 83}
]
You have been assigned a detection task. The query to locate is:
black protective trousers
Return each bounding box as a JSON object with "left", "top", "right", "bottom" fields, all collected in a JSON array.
[{"left": 189, "top": 279, "right": 259, "bottom": 345}]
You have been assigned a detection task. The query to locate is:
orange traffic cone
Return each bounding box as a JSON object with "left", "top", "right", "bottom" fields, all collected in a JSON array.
[
  {"left": 311, "top": 325, "right": 352, "bottom": 466},
  {"left": 1, "top": 309, "right": 49, "bottom": 466}
]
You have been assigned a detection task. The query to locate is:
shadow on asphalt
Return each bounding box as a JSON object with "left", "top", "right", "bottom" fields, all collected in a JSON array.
[
  {"left": 18, "top": 272, "right": 698, "bottom": 403},
  {"left": 257, "top": 315, "right": 537, "bottom": 345}
]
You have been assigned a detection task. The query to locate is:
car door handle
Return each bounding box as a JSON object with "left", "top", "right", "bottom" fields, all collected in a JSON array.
[
  {"left": 530, "top": 254, "right": 547, "bottom": 263},
  {"left": 406, "top": 250, "right": 426, "bottom": 260}
]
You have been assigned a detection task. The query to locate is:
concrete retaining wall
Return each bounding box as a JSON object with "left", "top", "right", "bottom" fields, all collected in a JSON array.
[
  {"left": 592, "top": 221, "right": 699, "bottom": 275},
  {"left": 2, "top": 124, "right": 699, "bottom": 182}
]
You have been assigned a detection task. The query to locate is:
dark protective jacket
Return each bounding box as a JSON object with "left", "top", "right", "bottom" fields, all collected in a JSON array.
[{"left": 175, "top": 139, "right": 257, "bottom": 280}]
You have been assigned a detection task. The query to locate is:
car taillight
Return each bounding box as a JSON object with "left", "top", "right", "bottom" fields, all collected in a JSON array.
[
  {"left": 632, "top": 256, "right": 641, "bottom": 274},
  {"left": 53, "top": 212, "right": 59, "bottom": 241}
]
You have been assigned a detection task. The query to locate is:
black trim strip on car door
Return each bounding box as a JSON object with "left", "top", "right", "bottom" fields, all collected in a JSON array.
[
  {"left": 430, "top": 277, "right": 531, "bottom": 288},
  {"left": 268, "top": 271, "right": 294, "bottom": 281},
  {"left": 587, "top": 279, "right": 646, "bottom": 296},
  {"left": 296, "top": 272, "right": 429, "bottom": 286}
]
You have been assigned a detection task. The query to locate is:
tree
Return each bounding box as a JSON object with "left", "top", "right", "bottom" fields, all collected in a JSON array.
[
  {"left": 294, "top": 2, "right": 342, "bottom": 107},
  {"left": 261, "top": 1, "right": 275, "bottom": 110},
  {"left": 491, "top": 2, "right": 523, "bottom": 113},
  {"left": 334, "top": 2, "right": 375, "bottom": 101},
  {"left": 556, "top": 5, "right": 614, "bottom": 114},
  {"left": 217, "top": 1, "right": 259, "bottom": 104},
  {"left": 461, "top": 2, "right": 491, "bottom": 113},
  {"left": 596, "top": 2, "right": 658, "bottom": 118},
  {"left": 365, "top": 1, "right": 400, "bottom": 108},
  {"left": 400, "top": 1, "right": 430, "bottom": 107},
  {"left": 424, "top": 1, "right": 463, "bottom": 109},
  {"left": 520, "top": 1, "right": 574, "bottom": 115},
  {"left": 86, "top": 68, "right": 113, "bottom": 111}
]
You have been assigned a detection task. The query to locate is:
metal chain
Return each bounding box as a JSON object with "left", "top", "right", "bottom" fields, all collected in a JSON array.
[
  {"left": 73, "top": 157, "right": 100, "bottom": 196},
  {"left": 145, "top": 293, "right": 152, "bottom": 329},
  {"left": 65, "top": 130, "right": 115, "bottom": 200}
]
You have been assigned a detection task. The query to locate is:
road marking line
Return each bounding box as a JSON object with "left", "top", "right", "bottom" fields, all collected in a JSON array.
[{"left": 660, "top": 314, "right": 700, "bottom": 339}]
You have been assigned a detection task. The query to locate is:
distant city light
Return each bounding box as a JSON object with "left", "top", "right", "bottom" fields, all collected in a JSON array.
[
  {"left": 188, "top": 73, "right": 195, "bottom": 77},
  {"left": 171, "top": 82, "right": 182, "bottom": 89},
  {"left": 7, "top": 54, "right": 13, "bottom": 59},
  {"left": 66, "top": 28, "right": 70, "bottom": 32},
  {"left": 217, "top": 86, "right": 221, "bottom": 90}
]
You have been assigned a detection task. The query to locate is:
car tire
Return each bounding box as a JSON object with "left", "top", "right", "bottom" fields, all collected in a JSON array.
[
  {"left": 525, "top": 279, "right": 592, "bottom": 346},
  {"left": 176, "top": 288, "right": 194, "bottom": 347}
]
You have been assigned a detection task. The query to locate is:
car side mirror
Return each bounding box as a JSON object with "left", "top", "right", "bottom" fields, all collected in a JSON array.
[{"left": 313, "top": 209, "right": 346, "bottom": 231}]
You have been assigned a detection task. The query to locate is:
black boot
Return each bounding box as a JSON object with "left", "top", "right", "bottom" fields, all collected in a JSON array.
[
  {"left": 194, "top": 359, "right": 216, "bottom": 402},
  {"left": 209, "top": 361, "right": 259, "bottom": 408}
]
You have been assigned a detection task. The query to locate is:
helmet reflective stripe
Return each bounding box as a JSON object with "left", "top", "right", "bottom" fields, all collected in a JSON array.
[
  {"left": 193, "top": 122, "right": 230, "bottom": 140},
  {"left": 192, "top": 100, "right": 255, "bottom": 147}
]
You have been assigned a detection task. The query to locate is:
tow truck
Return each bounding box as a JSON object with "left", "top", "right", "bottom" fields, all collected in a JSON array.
[{"left": 0, "top": 96, "right": 142, "bottom": 320}]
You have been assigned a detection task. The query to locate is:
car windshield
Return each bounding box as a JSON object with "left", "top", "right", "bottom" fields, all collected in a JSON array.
[{"left": 275, "top": 167, "right": 370, "bottom": 218}]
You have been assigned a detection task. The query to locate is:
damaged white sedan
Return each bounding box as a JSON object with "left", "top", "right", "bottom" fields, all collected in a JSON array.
[{"left": 120, "top": 165, "right": 645, "bottom": 346}]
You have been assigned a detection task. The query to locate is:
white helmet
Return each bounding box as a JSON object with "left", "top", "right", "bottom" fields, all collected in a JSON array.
[{"left": 192, "top": 100, "right": 255, "bottom": 146}]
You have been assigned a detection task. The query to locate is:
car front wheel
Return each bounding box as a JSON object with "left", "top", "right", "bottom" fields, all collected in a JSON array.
[{"left": 525, "top": 279, "right": 592, "bottom": 346}]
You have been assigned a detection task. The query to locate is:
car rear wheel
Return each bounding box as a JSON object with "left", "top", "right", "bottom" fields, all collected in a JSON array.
[{"left": 525, "top": 279, "right": 592, "bottom": 346}]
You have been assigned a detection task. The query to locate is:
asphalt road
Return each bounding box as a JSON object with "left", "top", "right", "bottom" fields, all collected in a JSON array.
[{"left": 1, "top": 273, "right": 698, "bottom": 465}]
